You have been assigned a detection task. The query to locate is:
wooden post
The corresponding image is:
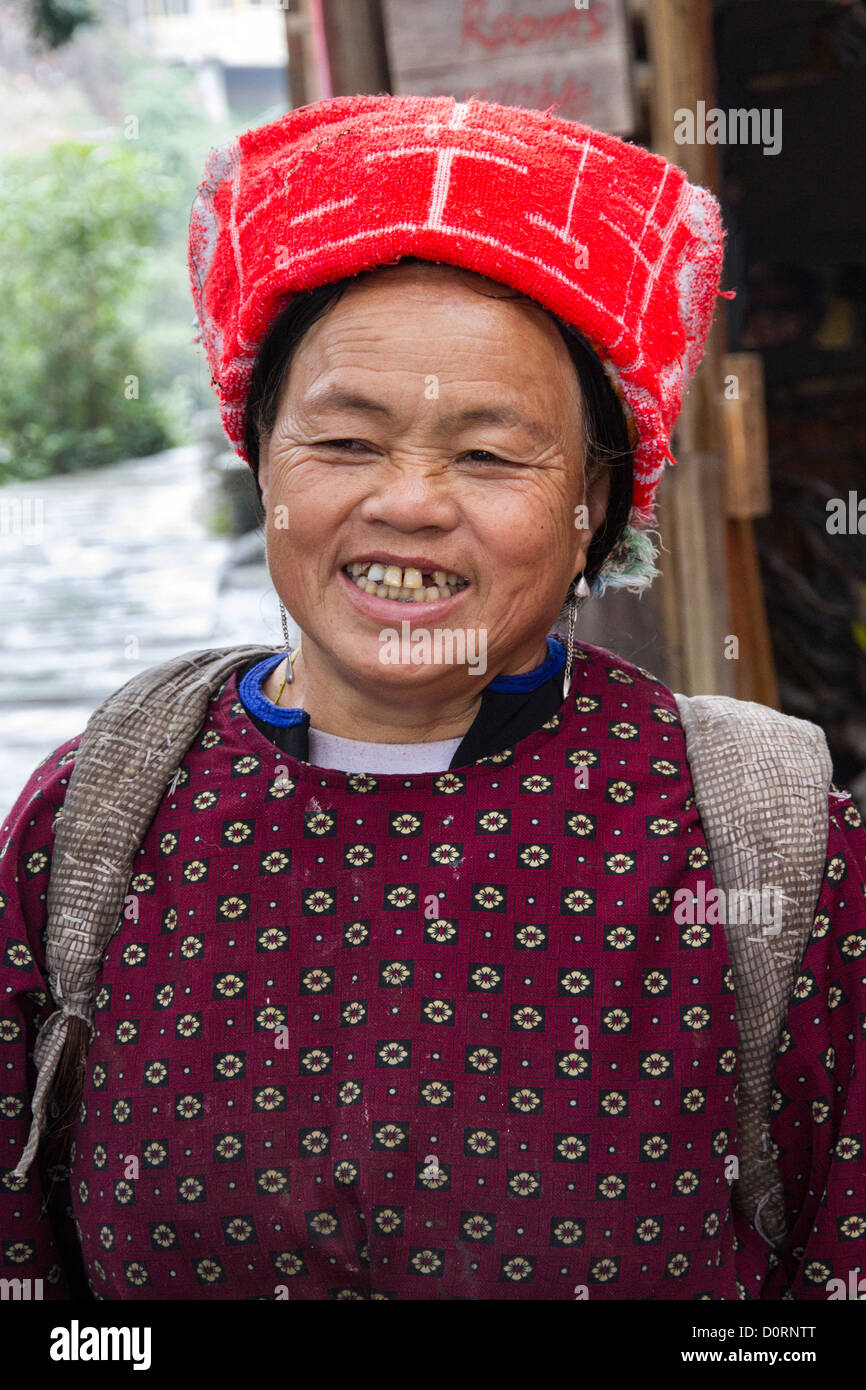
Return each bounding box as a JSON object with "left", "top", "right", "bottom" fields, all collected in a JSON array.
[
  {"left": 719, "top": 352, "right": 771, "bottom": 520},
  {"left": 647, "top": 0, "right": 735, "bottom": 697},
  {"left": 719, "top": 352, "right": 779, "bottom": 706},
  {"left": 320, "top": 0, "right": 391, "bottom": 97},
  {"left": 647, "top": 0, "right": 779, "bottom": 705},
  {"left": 724, "top": 518, "right": 780, "bottom": 707},
  {"left": 284, "top": 0, "right": 320, "bottom": 109}
]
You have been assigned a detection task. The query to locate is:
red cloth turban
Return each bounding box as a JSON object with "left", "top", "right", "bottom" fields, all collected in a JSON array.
[{"left": 188, "top": 93, "right": 727, "bottom": 592}]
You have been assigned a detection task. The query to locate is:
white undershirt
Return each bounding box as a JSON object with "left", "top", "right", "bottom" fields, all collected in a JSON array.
[{"left": 307, "top": 727, "right": 463, "bottom": 774}]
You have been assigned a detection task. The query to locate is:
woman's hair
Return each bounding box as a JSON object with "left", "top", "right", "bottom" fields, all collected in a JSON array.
[
  {"left": 243, "top": 258, "right": 634, "bottom": 593},
  {"left": 41, "top": 263, "right": 634, "bottom": 1171}
]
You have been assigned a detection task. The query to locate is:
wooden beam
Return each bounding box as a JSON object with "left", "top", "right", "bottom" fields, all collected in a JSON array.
[
  {"left": 719, "top": 352, "right": 771, "bottom": 520},
  {"left": 647, "top": 0, "right": 735, "bottom": 697},
  {"left": 284, "top": 0, "right": 317, "bottom": 108},
  {"left": 648, "top": 0, "right": 781, "bottom": 705},
  {"left": 725, "top": 517, "right": 780, "bottom": 708},
  {"left": 321, "top": 0, "right": 391, "bottom": 97},
  {"left": 718, "top": 351, "right": 777, "bottom": 706}
]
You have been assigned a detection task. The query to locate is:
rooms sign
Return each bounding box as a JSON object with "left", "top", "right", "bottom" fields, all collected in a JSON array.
[{"left": 382, "top": 0, "right": 636, "bottom": 136}]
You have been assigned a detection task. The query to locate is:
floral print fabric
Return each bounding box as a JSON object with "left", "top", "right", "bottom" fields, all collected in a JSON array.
[{"left": 1, "top": 640, "right": 864, "bottom": 1300}]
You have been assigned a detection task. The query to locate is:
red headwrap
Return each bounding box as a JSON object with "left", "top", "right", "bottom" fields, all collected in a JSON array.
[{"left": 188, "top": 93, "right": 727, "bottom": 589}]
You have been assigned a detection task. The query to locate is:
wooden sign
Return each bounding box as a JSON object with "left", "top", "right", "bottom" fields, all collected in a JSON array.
[{"left": 381, "top": 0, "right": 636, "bottom": 135}]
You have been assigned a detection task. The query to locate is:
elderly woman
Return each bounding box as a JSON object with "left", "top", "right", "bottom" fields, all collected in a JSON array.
[{"left": 2, "top": 95, "right": 865, "bottom": 1304}]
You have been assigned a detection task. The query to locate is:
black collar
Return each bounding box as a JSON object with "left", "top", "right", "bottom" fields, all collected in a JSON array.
[{"left": 233, "top": 657, "right": 566, "bottom": 769}]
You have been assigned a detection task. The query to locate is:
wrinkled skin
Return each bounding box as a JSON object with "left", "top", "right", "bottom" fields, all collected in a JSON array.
[{"left": 257, "top": 261, "right": 609, "bottom": 744}]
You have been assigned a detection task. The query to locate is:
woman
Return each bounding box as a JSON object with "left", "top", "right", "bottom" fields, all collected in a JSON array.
[{"left": 1, "top": 94, "right": 864, "bottom": 1302}]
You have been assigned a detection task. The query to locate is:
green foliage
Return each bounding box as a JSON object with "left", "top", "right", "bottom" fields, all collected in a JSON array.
[
  {"left": 0, "top": 48, "right": 275, "bottom": 483},
  {"left": 0, "top": 139, "right": 177, "bottom": 480},
  {"left": 115, "top": 63, "right": 241, "bottom": 428},
  {"left": 30, "top": 0, "right": 98, "bottom": 49}
]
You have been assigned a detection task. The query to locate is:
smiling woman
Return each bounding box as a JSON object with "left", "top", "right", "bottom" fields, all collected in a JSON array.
[
  {"left": 244, "top": 257, "right": 634, "bottom": 588},
  {"left": 243, "top": 257, "right": 632, "bottom": 742},
  {"left": 2, "top": 93, "right": 866, "bottom": 1305}
]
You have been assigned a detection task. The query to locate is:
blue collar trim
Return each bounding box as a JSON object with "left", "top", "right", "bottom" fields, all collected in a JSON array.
[
  {"left": 238, "top": 652, "right": 308, "bottom": 727},
  {"left": 239, "top": 636, "right": 565, "bottom": 724},
  {"left": 486, "top": 636, "right": 565, "bottom": 692}
]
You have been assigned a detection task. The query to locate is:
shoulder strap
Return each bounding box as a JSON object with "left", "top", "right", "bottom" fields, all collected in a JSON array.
[
  {"left": 673, "top": 691, "right": 832, "bottom": 1247},
  {"left": 16, "top": 644, "right": 276, "bottom": 1175}
]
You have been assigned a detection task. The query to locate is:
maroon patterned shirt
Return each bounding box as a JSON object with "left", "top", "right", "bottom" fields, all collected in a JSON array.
[{"left": 2, "top": 641, "right": 865, "bottom": 1299}]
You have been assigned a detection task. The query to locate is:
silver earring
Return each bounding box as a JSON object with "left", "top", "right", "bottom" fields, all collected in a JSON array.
[
  {"left": 562, "top": 573, "right": 591, "bottom": 699},
  {"left": 274, "top": 601, "right": 297, "bottom": 705},
  {"left": 279, "top": 601, "right": 292, "bottom": 667}
]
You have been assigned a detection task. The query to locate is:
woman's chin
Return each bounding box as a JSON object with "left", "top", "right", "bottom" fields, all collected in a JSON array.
[{"left": 332, "top": 646, "right": 482, "bottom": 690}]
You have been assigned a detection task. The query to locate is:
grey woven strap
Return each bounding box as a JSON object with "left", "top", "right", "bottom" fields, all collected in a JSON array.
[
  {"left": 673, "top": 692, "right": 831, "bottom": 1247},
  {"left": 15, "top": 644, "right": 277, "bottom": 1176}
]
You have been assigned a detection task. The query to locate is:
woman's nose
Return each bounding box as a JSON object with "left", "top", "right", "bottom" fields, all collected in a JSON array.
[{"left": 357, "top": 457, "right": 461, "bottom": 532}]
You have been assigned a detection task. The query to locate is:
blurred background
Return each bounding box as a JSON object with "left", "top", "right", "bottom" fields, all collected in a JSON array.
[{"left": 0, "top": 0, "right": 864, "bottom": 813}]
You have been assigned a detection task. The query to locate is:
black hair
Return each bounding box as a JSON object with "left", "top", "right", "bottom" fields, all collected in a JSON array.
[{"left": 242, "top": 259, "right": 634, "bottom": 591}]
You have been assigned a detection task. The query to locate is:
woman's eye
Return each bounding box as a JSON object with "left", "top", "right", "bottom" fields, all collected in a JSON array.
[
  {"left": 316, "top": 442, "right": 516, "bottom": 464},
  {"left": 320, "top": 439, "right": 369, "bottom": 452}
]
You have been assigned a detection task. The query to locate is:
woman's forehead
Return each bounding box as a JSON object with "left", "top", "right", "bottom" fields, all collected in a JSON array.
[
  {"left": 349, "top": 257, "right": 538, "bottom": 307},
  {"left": 280, "top": 277, "right": 581, "bottom": 421},
  {"left": 291, "top": 262, "right": 570, "bottom": 374}
]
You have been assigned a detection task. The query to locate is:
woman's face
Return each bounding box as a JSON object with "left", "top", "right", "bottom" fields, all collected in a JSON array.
[{"left": 258, "top": 261, "right": 606, "bottom": 694}]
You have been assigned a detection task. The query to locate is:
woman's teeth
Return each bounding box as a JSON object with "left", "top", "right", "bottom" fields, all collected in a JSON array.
[{"left": 345, "top": 561, "right": 468, "bottom": 603}]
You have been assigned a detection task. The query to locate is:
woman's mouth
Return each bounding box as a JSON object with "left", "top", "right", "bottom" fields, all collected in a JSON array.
[{"left": 343, "top": 561, "right": 469, "bottom": 604}]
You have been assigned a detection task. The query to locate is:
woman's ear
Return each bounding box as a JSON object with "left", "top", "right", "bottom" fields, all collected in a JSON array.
[
  {"left": 585, "top": 459, "right": 611, "bottom": 539},
  {"left": 571, "top": 460, "right": 611, "bottom": 578},
  {"left": 257, "top": 437, "right": 271, "bottom": 503}
]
